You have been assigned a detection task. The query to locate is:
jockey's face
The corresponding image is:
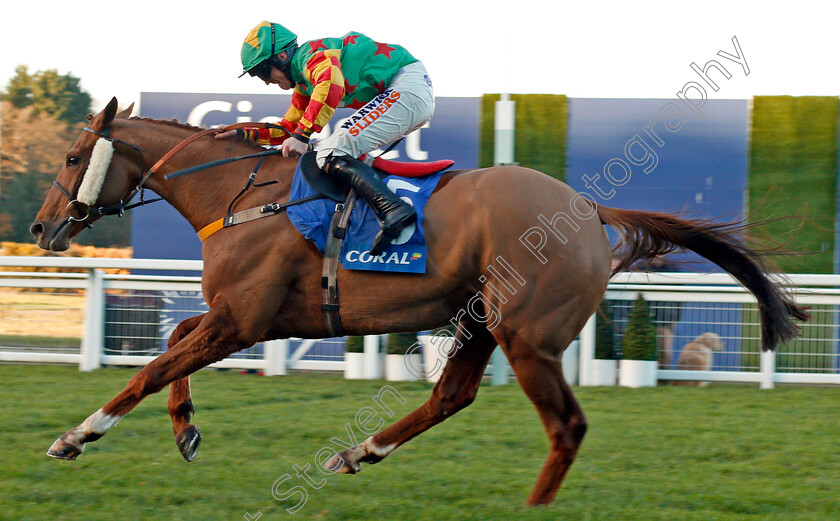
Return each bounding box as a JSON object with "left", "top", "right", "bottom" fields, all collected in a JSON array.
[
  {"left": 254, "top": 51, "right": 293, "bottom": 90},
  {"left": 265, "top": 66, "right": 294, "bottom": 90}
]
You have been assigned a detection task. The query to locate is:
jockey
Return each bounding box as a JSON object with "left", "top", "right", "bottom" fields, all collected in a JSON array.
[{"left": 217, "top": 21, "right": 435, "bottom": 256}]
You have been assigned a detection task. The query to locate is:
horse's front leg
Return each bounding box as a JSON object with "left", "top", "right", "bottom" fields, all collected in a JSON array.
[
  {"left": 169, "top": 377, "right": 201, "bottom": 462},
  {"left": 166, "top": 313, "right": 206, "bottom": 462},
  {"left": 46, "top": 296, "right": 245, "bottom": 460}
]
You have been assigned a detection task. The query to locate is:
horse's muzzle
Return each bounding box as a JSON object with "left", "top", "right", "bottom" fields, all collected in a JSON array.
[{"left": 30, "top": 219, "right": 72, "bottom": 252}]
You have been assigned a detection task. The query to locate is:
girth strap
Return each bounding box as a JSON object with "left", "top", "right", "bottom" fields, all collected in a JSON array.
[{"left": 321, "top": 191, "right": 356, "bottom": 338}]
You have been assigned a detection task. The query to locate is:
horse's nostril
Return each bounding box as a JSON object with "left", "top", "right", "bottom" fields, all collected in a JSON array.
[{"left": 30, "top": 222, "right": 44, "bottom": 238}]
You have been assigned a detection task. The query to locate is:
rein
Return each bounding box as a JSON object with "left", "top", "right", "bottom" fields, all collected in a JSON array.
[
  {"left": 163, "top": 149, "right": 284, "bottom": 179},
  {"left": 162, "top": 122, "right": 291, "bottom": 180}
]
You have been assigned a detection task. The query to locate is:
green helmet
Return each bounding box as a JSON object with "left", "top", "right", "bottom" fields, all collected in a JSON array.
[{"left": 240, "top": 21, "right": 297, "bottom": 75}]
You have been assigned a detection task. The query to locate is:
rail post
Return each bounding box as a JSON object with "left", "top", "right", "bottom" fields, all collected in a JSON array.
[
  {"left": 487, "top": 93, "right": 516, "bottom": 385},
  {"left": 264, "top": 339, "right": 289, "bottom": 376},
  {"left": 578, "top": 314, "right": 596, "bottom": 386},
  {"left": 562, "top": 339, "right": 580, "bottom": 385},
  {"left": 760, "top": 349, "right": 776, "bottom": 389},
  {"left": 493, "top": 93, "right": 516, "bottom": 166},
  {"left": 364, "top": 335, "right": 382, "bottom": 379},
  {"left": 80, "top": 268, "right": 104, "bottom": 371},
  {"left": 490, "top": 346, "right": 509, "bottom": 385}
]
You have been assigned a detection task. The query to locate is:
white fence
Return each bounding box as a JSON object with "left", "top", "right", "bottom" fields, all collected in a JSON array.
[
  {"left": 2, "top": 256, "right": 839, "bottom": 388},
  {"left": 579, "top": 272, "right": 840, "bottom": 388},
  {"left": 0, "top": 256, "right": 360, "bottom": 375}
]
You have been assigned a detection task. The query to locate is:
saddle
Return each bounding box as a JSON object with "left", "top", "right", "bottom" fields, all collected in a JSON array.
[{"left": 298, "top": 151, "right": 453, "bottom": 337}]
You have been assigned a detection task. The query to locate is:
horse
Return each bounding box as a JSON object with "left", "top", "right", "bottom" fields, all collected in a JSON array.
[{"left": 30, "top": 97, "right": 808, "bottom": 506}]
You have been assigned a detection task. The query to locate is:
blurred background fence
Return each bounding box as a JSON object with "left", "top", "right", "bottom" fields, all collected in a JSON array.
[{"left": 2, "top": 257, "right": 839, "bottom": 388}]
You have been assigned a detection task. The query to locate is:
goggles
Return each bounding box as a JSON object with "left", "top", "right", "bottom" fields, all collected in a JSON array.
[{"left": 248, "top": 60, "right": 274, "bottom": 81}]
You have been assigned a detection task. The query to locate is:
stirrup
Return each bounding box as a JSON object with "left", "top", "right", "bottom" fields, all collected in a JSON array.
[
  {"left": 369, "top": 211, "right": 416, "bottom": 256},
  {"left": 369, "top": 231, "right": 392, "bottom": 257}
]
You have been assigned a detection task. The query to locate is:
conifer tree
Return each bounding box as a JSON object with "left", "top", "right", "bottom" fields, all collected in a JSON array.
[{"left": 621, "top": 295, "right": 657, "bottom": 361}]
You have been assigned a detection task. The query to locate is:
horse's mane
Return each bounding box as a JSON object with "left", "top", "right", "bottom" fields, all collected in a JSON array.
[
  {"left": 127, "top": 116, "right": 205, "bottom": 132},
  {"left": 126, "top": 116, "right": 267, "bottom": 152}
]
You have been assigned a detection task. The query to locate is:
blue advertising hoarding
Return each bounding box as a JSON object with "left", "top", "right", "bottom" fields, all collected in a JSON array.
[{"left": 566, "top": 98, "right": 748, "bottom": 232}]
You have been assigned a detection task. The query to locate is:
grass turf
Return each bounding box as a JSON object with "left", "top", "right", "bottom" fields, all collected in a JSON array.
[{"left": 1, "top": 365, "right": 838, "bottom": 521}]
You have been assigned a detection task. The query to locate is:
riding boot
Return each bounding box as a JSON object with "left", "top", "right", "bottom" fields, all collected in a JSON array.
[{"left": 325, "top": 155, "right": 416, "bottom": 256}]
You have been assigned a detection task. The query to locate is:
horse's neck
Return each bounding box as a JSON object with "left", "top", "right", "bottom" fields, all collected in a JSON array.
[{"left": 136, "top": 121, "right": 293, "bottom": 233}]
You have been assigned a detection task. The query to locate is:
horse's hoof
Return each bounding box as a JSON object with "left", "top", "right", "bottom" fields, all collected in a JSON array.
[
  {"left": 325, "top": 450, "right": 362, "bottom": 474},
  {"left": 46, "top": 437, "right": 83, "bottom": 460},
  {"left": 176, "top": 425, "right": 202, "bottom": 462}
]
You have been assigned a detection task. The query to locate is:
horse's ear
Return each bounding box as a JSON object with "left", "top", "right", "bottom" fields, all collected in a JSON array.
[
  {"left": 116, "top": 102, "right": 135, "bottom": 119},
  {"left": 89, "top": 97, "right": 119, "bottom": 131}
]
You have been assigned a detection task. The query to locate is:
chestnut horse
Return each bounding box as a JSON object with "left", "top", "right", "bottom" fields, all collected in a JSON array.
[{"left": 31, "top": 98, "right": 807, "bottom": 506}]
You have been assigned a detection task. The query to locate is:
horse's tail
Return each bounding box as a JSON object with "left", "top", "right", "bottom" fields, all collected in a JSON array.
[{"left": 597, "top": 206, "right": 809, "bottom": 351}]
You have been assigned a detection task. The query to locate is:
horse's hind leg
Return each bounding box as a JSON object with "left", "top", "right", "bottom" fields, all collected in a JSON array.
[
  {"left": 326, "top": 319, "right": 497, "bottom": 474},
  {"left": 166, "top": 313, "right": 206, "bottom": 461},
  {"left": 498, "top": 328, "right": 587, "bottom": 505}
]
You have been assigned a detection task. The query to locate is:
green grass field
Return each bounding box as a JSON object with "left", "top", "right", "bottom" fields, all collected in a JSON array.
[{"left": 1, "top": 365, "right": 838, "bottom": 521}]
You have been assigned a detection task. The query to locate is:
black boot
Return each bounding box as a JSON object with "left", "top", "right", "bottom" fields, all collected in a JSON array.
[{"left": 326, "top": 155, "right": 417, "bottom": 256}]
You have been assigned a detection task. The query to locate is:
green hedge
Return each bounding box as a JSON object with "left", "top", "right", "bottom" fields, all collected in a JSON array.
[
  {"left": 748, "top": 96, "right": 840, "bottom": 274},
  {"left": 479, "top": 94, "right": 567, "bottom": 181},
  {"left": 386, "top": 332, "right": 419, "bottom": 355},
  {"left": 621, "top": 296, "right": 658, "bottom": 361},
  {"left": 344, "top": 336, "right": 364, "bottom": 353}
]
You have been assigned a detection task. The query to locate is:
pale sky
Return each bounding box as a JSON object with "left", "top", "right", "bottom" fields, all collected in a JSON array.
[{"left": 1, "top": 0, "right": 838, "bottom": 111}]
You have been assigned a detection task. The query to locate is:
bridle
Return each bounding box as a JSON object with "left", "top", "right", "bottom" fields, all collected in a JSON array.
[
  {"left": 52, "top": 125, "right": 160, "bottom": 228},
  {"left": 52, "top": 120, "right": 291, "bottom": 229}
]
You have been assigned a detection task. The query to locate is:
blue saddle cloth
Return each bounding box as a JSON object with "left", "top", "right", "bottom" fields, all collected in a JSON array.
[{"left": 286, "top": 161, "right": 443, "bottom": 274}]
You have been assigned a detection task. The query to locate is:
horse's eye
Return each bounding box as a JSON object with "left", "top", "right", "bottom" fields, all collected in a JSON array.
[{"left": 66, "top": 156, "right": 81, "bottom": 167}]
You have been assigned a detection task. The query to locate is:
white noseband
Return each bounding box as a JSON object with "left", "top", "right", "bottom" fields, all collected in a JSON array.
[{"left": 77, "top": 137, "right": 114, "bottom": 205}]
